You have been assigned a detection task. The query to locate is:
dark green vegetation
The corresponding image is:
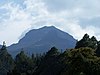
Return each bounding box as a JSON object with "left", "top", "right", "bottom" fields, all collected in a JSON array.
[{"left": 0, "top": 34, "right": 100, "bottom": 75}]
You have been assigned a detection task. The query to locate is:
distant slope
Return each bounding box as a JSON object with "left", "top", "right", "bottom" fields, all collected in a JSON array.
[
  {"left": 0, "top": 45, "right": 2, "bottom": 48},
  {"left": 7, "top": 26, "right": 76, "bottom": 56}
]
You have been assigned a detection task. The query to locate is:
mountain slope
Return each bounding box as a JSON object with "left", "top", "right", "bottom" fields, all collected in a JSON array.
[
  {"left": 0, "top": 45, "right": 2, "bottom": 48},
  {"left": 7, "top": 26, "right": 76, "bottom": 56}
]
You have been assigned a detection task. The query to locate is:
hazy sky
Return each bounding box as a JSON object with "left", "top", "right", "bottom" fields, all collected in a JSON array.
[{"left": 0, "top": 0, "right": 100, "bottom": 46}]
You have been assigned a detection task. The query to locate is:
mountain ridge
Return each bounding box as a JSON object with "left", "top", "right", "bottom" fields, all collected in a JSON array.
[{"left": 7, "top": 26, "right": 76, "bottom": 56}]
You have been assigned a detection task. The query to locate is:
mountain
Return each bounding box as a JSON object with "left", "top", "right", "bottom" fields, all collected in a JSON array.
[
  {"left": 7, "top": 26, "right": 76, "bottom": 56},
  {"left": 0, "top": 45, "right": 2, "bottom": 48}
]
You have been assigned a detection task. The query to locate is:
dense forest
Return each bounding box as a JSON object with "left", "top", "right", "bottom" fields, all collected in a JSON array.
[{"left": 1, "top": 34, "right": 100, "bottom": 75}]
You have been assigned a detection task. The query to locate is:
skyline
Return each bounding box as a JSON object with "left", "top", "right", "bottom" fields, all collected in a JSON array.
[{"left": 0, "top": 0, "right": 100, "bottom": 46}]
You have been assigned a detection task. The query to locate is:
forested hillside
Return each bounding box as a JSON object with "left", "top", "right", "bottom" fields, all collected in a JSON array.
[{"left": 0, "top": 34, "right": 100, "bottom": 75}]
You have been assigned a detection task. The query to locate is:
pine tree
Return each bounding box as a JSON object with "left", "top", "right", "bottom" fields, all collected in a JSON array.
[
  {"left": 96, "top": 41, "right": 100, "bottom": 56},
  {"left": 61, "top": 47, "right": 100, "bottom": 75},
  {"left": 0, "top": 42, "right": 14, "bottom": 75},
  {"left": 89, "top": 36, "right": 98, "bottom": 50},
  {"left": 45, "top": 47, "right": 60, "bottom": 58},
  {"left": 75, "top": 34, "right": 98, "bottom": 50},
  {"left": 35, "top": 47, "right": 60, "bottom": 75},
  {"left": 75, "top": 34, "right": 90, "bottom": 48},
  {"left": 12, "top": 51, "right": 34, "bottom": 75}
]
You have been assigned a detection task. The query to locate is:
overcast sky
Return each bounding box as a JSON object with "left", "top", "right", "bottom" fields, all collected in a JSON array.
[{"left": 0, "top": 0, "right": 100, "bottom": 46}]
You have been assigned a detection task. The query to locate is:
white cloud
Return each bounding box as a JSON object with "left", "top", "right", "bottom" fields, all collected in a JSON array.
[
  {"left": 0, "top": 2, "right": 32, "bottom": 46},
  {"left": 0, "top": 0, "right": 100, "bottom": 46}
]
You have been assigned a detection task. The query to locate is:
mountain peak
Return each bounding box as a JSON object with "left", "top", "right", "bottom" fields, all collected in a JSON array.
[
  {"left": 8, "top": 26, "right": 76, "bottom": 57},
  {"left": 43, "top": 26, "right": 56, "bottom": 28},
  {"left": 40, "top": 26, "right": 57, "bottom": 30}
]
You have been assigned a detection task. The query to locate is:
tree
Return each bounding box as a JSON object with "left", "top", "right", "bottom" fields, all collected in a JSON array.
[
  {"left": 89, "top": 36, "right": 98, "bottom": 49},
  {"left": 12, "top": 51, "right": 34, "bottom": 75},
  {"left": 96, "top": 41, "right": 100, "bottom": 56},
  {"left": 45, "top": 47, "right": 60, "bottom": 58},
  {"left": 60, "top": 47, "right": 100, "bottom": 75},
  {"left": 75, "top": 34, "right": 90, "bottom": 48},
  {"left": 75, "top": 34, "right": 98, "bottom": 50},
  {"left": 0, "top": 42, "right": 14, "bottom": 75},
  {"left": 34, "top": 47, "right": 60, "bottom": 75}
]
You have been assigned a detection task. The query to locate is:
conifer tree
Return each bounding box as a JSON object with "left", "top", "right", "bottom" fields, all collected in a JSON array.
[
  {"left": 96, "top": 41, "right": 100, "bottom": 56},
  {"left": 75, "top": 34, "right": 98, "bottom": 50},
  {"left": 12, "top": 51, "right": 34, "bottom": 75},
  {"left": 75, "top": 34, "right": 90, "bottom": 48},
  {"left": 0, "top": 41, "right": 14, "bottom": 75}
]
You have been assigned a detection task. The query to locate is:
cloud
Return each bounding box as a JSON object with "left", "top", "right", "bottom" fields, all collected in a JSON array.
[
  {"left": 0, "top": 2, "right": 32, "bottom": 45},
  {"left": 43, "top": 0, "right": 100, "bottom": 13},
  {"left": 42, "top": 0, "right": 100, "bottom": 39},
  {"left": 79, "top": 16, "right": 100, "bottom": 28},
  {"left": 0, "top": 0, "right": 100, "bottom": 45}
]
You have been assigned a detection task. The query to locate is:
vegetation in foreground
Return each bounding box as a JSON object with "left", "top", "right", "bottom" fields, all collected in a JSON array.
[{"left": 0, "top": 34, "right": 100, "bottom": 75}]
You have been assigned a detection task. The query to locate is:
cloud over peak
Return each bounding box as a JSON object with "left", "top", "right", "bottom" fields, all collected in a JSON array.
[{"left": 0, "top": 0, "right": 100, "bottom": 45}]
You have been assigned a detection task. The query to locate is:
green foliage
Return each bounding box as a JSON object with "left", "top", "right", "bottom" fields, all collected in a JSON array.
[
  {"left": 90, "top": 36, "right": 98, "bottom": 49},
  {"left": 34, "top": 47, "right": 60, "bottom": 75},
  {"left": 1, "top": 34, "right": 100, "bottom": 75},
  {"left": 75, "top": 34, "right": 90, "bottom": 48},
  {"left": 0, "top": 45, "right": 14, "bottom": 75},
  {"left": 60, "top": 47, "right": 100, "bottom": 75},
  {"left": 12, "top": 51, "right": 35, "bottom": 75},
  {"left": 45, "top": 47, "right": 60, "bottom": 58},
  {"left": 96, "top": 41, "right": 100, "bottom": 56},
  {"left": 33, "top": 46, "right": 100, "bottom": 75},
  {"left": 75, "top": 34, "right": 98, "bottom": 50}
]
